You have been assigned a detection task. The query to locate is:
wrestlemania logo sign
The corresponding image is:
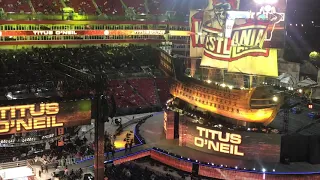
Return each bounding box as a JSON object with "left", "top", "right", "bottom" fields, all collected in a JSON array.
[{"left": 190, "top": 0, "right": 285, "bottom": 60}]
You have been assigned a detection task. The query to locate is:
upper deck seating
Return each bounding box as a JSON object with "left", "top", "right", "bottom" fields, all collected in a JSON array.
[
  {"left": 95, "top": 0, "right": 124, "bottom": 15},
  {"left": 31, "top": 0, "right": 62, "bottom": 13},
  {"left": 108, "top": 80, "right": 148, "bottom": 108},
  {"left": 128, "top": 78, "right": 158, "bottom": 105},
  {"left": 0, "top": 0, "right": 31, "bottom": 13},
  {"left": 122, "top": 0, "right": 146, "bottom": 14},
  {"left": 66, "top": 0, "right": 97, "bottom": 14}
]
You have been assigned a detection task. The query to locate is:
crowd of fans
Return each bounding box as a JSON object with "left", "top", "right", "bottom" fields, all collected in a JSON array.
[
  {"left": 0, "top": 46, "right": 171, "bottom": 105},
  {"left": 0, "top": 45, "right": 170, "bottom": 167},
  {"left": 0, "top": 131, "right": 95, "bottom": 165},
  {"left": 51, "top": 166, "right": 84, "bottom": 180},
  {"left": 0, "top": 45, "right": 156, "bottom": 86},
  {"left": 105, "top": 163, "right": 177, "bottom": 180}
]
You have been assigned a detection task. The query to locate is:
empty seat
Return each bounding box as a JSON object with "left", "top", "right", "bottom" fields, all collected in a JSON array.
[{"left": 0, "top": 0, "right": 31, "bottom": 13}]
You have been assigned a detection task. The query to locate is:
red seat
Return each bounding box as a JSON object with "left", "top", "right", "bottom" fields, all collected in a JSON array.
[
  {"left": 0, "top": 0, "right": 31, "bottom": 13},
  {"left": 31, "top": 0, "right": 62, "bottom": 13},
  {"left": 122, "top": 0, "right": 146, "bottom": 14},
  {"left": 128, "top": 78, "right": 158, "bottom": 106},
  {"left": 94, "top": 0, "right": 124, "bottom": 15},
  {"left": 67, "top": 0, "right": 97, "bottom": 14},
  {"left": 108, "top": 80, "right": 148, "bottom": 108}
]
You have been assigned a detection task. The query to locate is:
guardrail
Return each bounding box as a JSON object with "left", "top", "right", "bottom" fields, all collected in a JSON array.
[
  {"left": 100, "top": 148, "right": 320, "bottom": 180},
  {"left": 0, "top": 160, "right": 27, "bottom": 169},
  {"left": 114, "top": 113, "right": 153, "bottom": 136}
]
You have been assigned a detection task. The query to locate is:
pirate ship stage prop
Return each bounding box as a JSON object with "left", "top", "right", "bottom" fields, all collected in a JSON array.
[{"left": 155, "top": 0, "right": 320, "bottom": 179}]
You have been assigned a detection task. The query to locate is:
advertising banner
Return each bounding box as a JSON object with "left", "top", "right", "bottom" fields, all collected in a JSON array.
[
  {"left": 180, "top": 115, "right": 281, "bottom": 162},
  {"left": 190, "top": 0, "right": 286, "bottom": 76},
  {"left": 0, "top": 30, "right": 190, "bottom": 37},
  {"left": 0, "top": 99, "right": 91, "bottom": 135}
]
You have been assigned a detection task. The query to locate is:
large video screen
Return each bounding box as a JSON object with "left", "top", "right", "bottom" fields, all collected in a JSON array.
[
  {"left": 0, "top": 99, "right": 92, "bottom": 135},
  {"left": 181, "top": 116, "right": 281, "bottom": 162}
]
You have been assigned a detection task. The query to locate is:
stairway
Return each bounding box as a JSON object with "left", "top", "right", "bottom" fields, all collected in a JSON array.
[
  {"left": 60, "top": 0, "right": 66, "bottom": 8},
  {"left": 126, "top": 81, "right": 151, "bottom": 106},
  {"left": 27, "top": 0, "right": 35, "bottom": 14},
  {"left": 91, "top": 0, "right": 102, "bottom": 15}
]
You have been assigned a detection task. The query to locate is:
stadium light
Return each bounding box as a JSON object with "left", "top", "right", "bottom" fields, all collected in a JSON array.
[
  {"left": 262, "top": 168, "right": 266, "bottom": 173},
  {"left": 298, "top": 89, "right": 303, "bottom": 93},
  {"left": 254, "top": 0, "right": 278, "bottom": 4},
  {"left": 272, "top": 96, "right": 278, "bottom": 102}
]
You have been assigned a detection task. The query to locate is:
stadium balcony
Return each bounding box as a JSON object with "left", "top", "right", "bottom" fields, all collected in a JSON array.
[
  {"left": 128, "top": 78, "right": 159, "bottom": 106},
  {"left": 0, "top": 0, "right": 31, "bottom": 13},
  {"left": 95, "top": 0, "right": 124, "bottom": 15},
  {"left": 31, "top": 0, "right": 62, "bottom": 14},
  {"left": 66, "top": 0, "right": 97, "bottom": 14},
  {"left": 155, "top": 78, "right": 171, "bottom": 105}
]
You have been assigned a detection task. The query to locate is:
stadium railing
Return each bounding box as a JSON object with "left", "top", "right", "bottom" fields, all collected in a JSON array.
[{"left": 0, "top": 160, "right": 27, "bottom": 169}]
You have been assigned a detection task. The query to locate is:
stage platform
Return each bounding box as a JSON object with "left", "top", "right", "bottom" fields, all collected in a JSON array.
[
  {"left": 139, "top": 112, "right": 320, "bottom": 173},
  {"left": 31, "top": 111, "right": 320, "bottom": 180}
]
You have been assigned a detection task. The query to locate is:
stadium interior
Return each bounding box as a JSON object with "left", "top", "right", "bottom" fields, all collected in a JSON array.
[{"left": 0, "top": 0, "right": 320, "bottom": 180}]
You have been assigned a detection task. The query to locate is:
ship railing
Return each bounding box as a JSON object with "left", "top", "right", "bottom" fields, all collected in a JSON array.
[{"left": 251, "top": 98, "right": 278, "bottom": 108}]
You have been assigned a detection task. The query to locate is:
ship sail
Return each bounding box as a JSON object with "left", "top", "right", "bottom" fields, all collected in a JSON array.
[
  {"left": 228, "top": 48, "right": 278, "bottom": 77},
  {"left": 189, "top": 10, "right": 205, "bottom": 58}
]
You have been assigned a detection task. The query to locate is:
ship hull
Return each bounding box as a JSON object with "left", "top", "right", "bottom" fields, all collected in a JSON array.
[{"left": 170, "top": 81, "right": 279, "bottom": 125}]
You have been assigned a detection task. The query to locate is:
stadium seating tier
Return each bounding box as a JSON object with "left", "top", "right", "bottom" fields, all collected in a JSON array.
[{"left": 1, "top": 0, "right": 31, "bottom": 13}]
